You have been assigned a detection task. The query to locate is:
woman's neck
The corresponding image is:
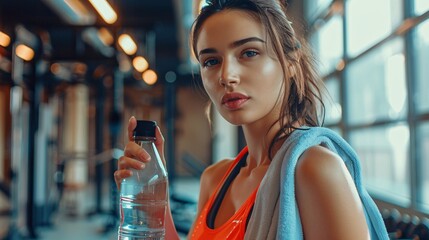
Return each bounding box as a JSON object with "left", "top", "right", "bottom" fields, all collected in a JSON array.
[
  {"left": 242, "top": 118, "right": 300, "bottom": 170},
  {"left": 241, "top": 120, "right": 282, "bottom": 170}
]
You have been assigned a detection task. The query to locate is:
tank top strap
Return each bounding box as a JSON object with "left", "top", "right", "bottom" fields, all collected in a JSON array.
[
  {"left": 204, "top": 146, "right": 249, "bottom": 209},
  {"left": 190, "top": 146, "right": 259, "bottom": 240},
  {"left": 207, "top": 149, "right": 248, "bottom": 228}
]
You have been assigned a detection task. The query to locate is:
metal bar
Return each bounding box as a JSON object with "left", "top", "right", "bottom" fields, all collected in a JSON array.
[
  {"left": 404, "top": 0, "right": 420, "bottom": 212},
  {"left": 94, "top": 79, "right": 105, "bottom": 214},
  {"left": 26, "top": 58, "right": 39, "bottom": 238}
]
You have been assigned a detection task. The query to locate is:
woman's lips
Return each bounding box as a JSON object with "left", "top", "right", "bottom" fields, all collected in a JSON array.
[{"left": 221, "top": 93, "right": 250, "bottom": 110}]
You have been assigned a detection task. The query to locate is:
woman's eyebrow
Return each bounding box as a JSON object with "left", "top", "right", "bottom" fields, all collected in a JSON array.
[
  {"left": 198, "top": 37, "right": 265, "bottom": 58},
  {"left": 198, "top": 48, "right": 217, "bottom": 58},
  {"left": 230, "top": 37, "right": 265, "bottom": 48}
]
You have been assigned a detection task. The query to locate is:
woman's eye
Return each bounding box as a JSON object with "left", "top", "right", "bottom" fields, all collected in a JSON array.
[
  {"left": 242, "top": 50, "right": 258, "bottom": 58},
  {"left": 202, "top": 58, "right": 219, "bottom": 67}
]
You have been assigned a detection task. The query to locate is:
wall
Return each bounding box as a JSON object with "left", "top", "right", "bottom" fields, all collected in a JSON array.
[{"left": 175, "top": 86, "right": 211, "bottom": 177}]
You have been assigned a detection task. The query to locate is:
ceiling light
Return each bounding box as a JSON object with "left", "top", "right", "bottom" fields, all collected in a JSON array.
[
  {"left": 43, "top": 0, "right": 96, "bottom": 25},
  {"left": 0, "top": 31, "right": 11, "bottom": 47},
  {"left": 16, "top": 44, "right": 35, "bottom": 61},
  {"left": 118, "top": 34, "right": 137, "bottom": 55},
  {"left": 132, "top": 56, "right": 149, "bottom": 72},
  {"left": 89, "top": 0, "right": 118, "bottom": 24},
  {"left": 142, "top": 69, "right": 157, "bottom": 85},
  {"left": 82, "top": 28, "right": 114, "bottom": 57}
]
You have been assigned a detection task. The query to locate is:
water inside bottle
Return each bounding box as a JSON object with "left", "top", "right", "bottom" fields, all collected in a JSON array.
[{"left": 118, "top": 179, "right": 167, "bottom": 240}]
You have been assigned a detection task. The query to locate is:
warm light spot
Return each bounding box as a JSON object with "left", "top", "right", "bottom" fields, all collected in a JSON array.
[
  {"left": 64, "top": 0, "right": 92, "bottom": 20},
  {"left": 74, "top": 62, "right": 87, "bottom": 75},
  {"left": 51, "top": 63, "right": 61, "bottom": 74},
  {"left": 98, "top": 28, "right": 114, "bottom": 46},
  {"left": 88, "top": 0, "right": 117, "bottom": 24},
  {"left": 118, "top": 34, "right": 137, "bottom": 55},
  {"left": 132, "top": 56, "right": 149, "bottom": 72},
  {"left": 142, "top": 69, "right": 157, "bottom": 85},
  {"left": 16, "top": 44, "right": 35, "bottom": 61},
  {"left": 0, "top": 31, "right": 11, "bottom": 47}
]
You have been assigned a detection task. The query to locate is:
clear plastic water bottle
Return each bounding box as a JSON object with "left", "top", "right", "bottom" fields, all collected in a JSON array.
[{"left": 118, "top": 120, "right": 168, "bottom": 240}]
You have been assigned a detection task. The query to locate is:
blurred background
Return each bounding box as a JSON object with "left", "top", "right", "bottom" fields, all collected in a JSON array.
[{"left": 0, "top": 0, "right": 429, "bottom": 239}]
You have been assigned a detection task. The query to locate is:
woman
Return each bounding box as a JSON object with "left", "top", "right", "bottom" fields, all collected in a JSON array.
[{"left": 115, "top": 0, "right": 389, "bottom": 239}]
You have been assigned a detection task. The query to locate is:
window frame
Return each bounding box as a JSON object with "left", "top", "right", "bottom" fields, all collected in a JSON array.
[{"left": 304, "top": 0, "right": 429, "bottom": 214}]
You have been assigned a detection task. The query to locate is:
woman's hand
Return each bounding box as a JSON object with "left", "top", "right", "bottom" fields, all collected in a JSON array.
[{"left": 114, "top": 116, "right": 166, "bottom": 190}]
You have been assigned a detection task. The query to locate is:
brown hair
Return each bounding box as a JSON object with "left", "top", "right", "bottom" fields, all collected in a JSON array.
[{"left": 191, "top": 0, "right": 326, "bottom": 159}]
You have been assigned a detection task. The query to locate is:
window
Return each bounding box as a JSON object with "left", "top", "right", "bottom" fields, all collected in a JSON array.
[
  {"left": 415, "top": 0, "right": 429, "bottom": 16},
  {"left": 311, "top": 15, "right": 343, "bottom": 76},
  {"left": 346, "top": 0, "right": 403, "bottom": 57},
  {"left": 305, "top": 0, "right": 429, "bottom": 214},
  {"left": 346, "top": 38, "right": 407, "bottom": 125},
  {"left": 306, "top": 0, "right": 429, "bottom": 214},
  {"left": 323, "top": 77, "right": 342, "bottom": 125},
  {"left": 350, "top": 124, "right": 410, "bottom": 205},
  {"left": 414, "top": 19, "right": 429, "bottom": 113}
]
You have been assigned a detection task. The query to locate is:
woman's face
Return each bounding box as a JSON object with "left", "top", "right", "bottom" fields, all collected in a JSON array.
[{"left": 196, "top": 10, "right": 285, "bottom": 126}]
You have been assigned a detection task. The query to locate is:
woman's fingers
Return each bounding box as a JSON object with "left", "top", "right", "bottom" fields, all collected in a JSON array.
[
  {"left": 118, "top": 155, "right": 146, "bottom": 170},
  {"left": 114, "top": 169, "right": 132, "bottom": 182},
  {"left": 124, "top": 141, "right": 151, "bottom": 162},
  {"left": 127, "top": 116, "right": 137, "bottom": 141},
  {"left": 114, "top": 169, "right": 132, "bottom": 189},
  {"left": 155, "top": 126, "right": 164, "bottom": 150},
  {"left": 120, "top": 117, "right": 166, "bottom": 175},
  {"left": 115, "top": 155, "right": 146, "bottom": 189},
  {"left": 155, "top": 126, "right": 165, "bottom": 150}
]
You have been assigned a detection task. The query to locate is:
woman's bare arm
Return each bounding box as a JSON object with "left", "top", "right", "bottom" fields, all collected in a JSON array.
[{"left": 295, "top": 145, "right": 370, "bottom": 240}]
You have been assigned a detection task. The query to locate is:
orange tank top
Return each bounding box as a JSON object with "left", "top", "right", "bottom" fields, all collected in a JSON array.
[{"left": 190, "top": 147, "right": 258, "bottom": 240}]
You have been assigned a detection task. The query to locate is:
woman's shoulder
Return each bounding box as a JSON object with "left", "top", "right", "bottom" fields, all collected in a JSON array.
[
  {"left": 295, "top": 144, "right": 361, "bottom": 210},
  {"left": 201, "top": 158, "right": 235, "bottom": 184},
  {"left": 295, "top": 146, "right": 370, "bottom": 238},
  {"left": 295, "top": 145, "right": 345, "bottom": 184},
  {"left": 197, "top": 159, "right": 235, "bottom": 210}
]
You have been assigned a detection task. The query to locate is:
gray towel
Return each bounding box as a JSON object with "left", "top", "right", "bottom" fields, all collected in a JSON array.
[{"left": 244, "top": 127, "right": 389, "bottom": 240}]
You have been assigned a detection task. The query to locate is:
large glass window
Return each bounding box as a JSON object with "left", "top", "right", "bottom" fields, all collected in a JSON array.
[
  {"left": 415, "top": 0, "right": 429, "bottom": 16},
  {"left": 350, "top": 124, "right": 410, "bottom": 205},
  {"left": 311, "top": 15, "right": 343, "bottom": 76},
  {"left": 346, "top": 0, "right": 403, "bottom": 57},
  {"left": 307, "top": 0, "right": 429, "bottom": 214},
  {"left": 346, "top": 38, "right": 407, "bottom": 125},
  {"left": 418, "top": 122, "right": 429, "bottom": 211},
  {"left": 415, "top": 19, "right": 429, "bottom": 113},
  {"left": 323, "top": 77, "right": 341, "bottom": 125}
]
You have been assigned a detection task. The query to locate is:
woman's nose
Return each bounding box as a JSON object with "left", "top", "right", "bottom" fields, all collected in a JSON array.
[{"left": 219, "top": 59, "right": 240, "bottom": 87}]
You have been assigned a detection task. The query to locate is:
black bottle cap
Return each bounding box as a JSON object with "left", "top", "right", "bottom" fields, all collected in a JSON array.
[{"left": 133, "top": 120, "right": 157, "bottom": 138}]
